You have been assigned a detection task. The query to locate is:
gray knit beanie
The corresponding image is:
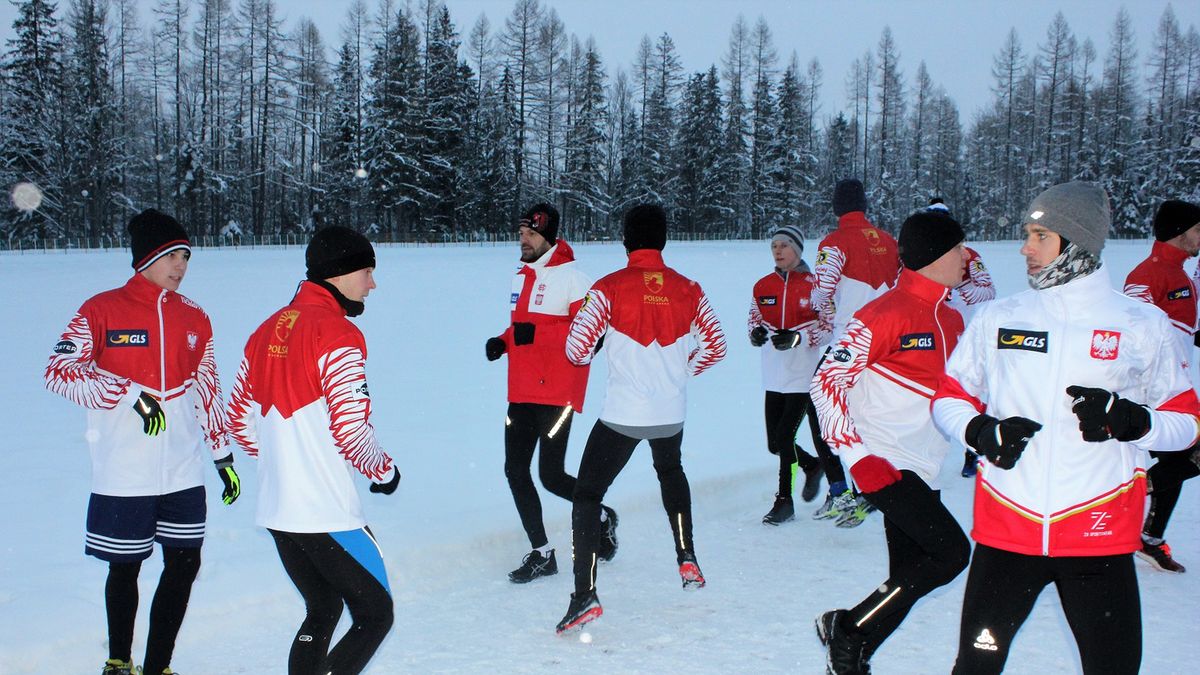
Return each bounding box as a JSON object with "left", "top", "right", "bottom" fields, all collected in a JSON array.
[
  {"left": 1024, "top": 181, "right": 1110, "bottom": 258},
  {"left": 771, "top": 225, "right": 805, "bottom": 267}
]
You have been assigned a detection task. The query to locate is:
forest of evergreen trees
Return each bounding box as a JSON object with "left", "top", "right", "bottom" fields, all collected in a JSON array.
[{"left": 1, "top": 0, "right": 1198, "bottom": 248}]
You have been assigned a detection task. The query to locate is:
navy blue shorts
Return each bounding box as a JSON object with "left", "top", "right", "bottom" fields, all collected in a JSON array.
[{"left": 85, "top": 486, "right": 207, "bottom": 562}]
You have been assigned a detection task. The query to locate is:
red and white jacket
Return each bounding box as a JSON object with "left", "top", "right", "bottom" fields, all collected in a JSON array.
[
  {"left": 566, "top": 249, "right": 726, "bottom": 426},
  {"left": 811, "top": 211, "right": 900, "bottom": 338},
  {"left": 947, "top": 246, "right": 996, "bottom": 322},
  {"left": 811, "top": 269, "right": 963, "bottom": 487},
  {"left": 1124, "top": 240, "right": 1196, "bottom": 349},
  {"left": 748, "top": 268, "right": 830, "bottom": 393},
  {"left": 932, "top": 268, "right": 1200, "bottom": 557},
  {"left": 496, "top": 240, "right": 592, "bottom": 410},
  {"left": 45, "top": 273, "right": 229, "bottom": 497},
  {"left": 226, "top": 282, "right": 395, "bottom": 533}
]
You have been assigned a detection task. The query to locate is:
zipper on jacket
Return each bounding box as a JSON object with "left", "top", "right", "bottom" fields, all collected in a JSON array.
[
  {"left": 1040, "top": 291, "right": 1067, "bottom": 557},
  {"left": 781, "top": 270, "right": 789, "bottom": 329},
  {"left": 157, "top": 290, "right": 167, "bottom": 489}
]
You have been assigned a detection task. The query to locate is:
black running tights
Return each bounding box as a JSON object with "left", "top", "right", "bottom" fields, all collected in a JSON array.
[
  {"left": 270, "top": 529, "right": 394, "bottom": 675},
  {"left": 764, "top": 391, "right": 822, "bottom": 495},
  {"left": 952, "top": 544, "right": 1141, "bottom": 675},
  {"left": 1144, "top": 448, "right": 1200, "bottom": 539},
  {"left": 106, "top": 546, "right": 201, "bottom": 674},
  {"left": 571, "top": 422, "right": 693, "bottom": 594},
  {"left": 505, "top": 402, "right": 577, "bottom": 549}
]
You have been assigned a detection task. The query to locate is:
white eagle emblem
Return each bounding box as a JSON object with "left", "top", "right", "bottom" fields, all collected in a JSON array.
[
  {"left": 187, "top": 331, "right": 199, "bottom": 351},
  {"left": 1089, "top": 330, "right": 1120, "bottom": 360}
]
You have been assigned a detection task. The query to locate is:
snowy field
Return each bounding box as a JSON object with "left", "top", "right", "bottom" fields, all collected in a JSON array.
[{"left": 1, "top": 237, "right": 1197, "bottom": 674}]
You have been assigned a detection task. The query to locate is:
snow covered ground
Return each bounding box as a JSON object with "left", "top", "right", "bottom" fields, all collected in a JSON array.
[{"left": 1, "top": 238, "right": 1196, "bottom": 674}]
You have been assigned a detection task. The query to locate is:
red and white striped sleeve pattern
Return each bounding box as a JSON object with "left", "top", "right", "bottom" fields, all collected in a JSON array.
[
  {"left": 566, "top": 288, "right": 610, "bottom": 366},
  {"left": 192, "top": 337, "right": 231, "bottom": 459},
  {"left": 319, "top": 346, "right": 393, "bottom": 481},
  {"left": 810, "top": 318, "right": 874, "bottom": 462},
  {"left": 957, "top": 254, "right": 996, "bottom": 305},
  {"left": 44, "top": 312, "right": 131, "bottom": 410},
  {"left": 1122, "top": 282, "right": 1153, "bottom": 305},
  {"left": 225, "top": 356, "right": 259, "bottom": 457},
  {"left": 688, "top": 294, "right": 726, "bottom": 376},
  {"left": 811, "top": 244, "right": 846, "bottom": 316},
  {"left": 748, "top": 301, "right": 766, "bottom": 334}
]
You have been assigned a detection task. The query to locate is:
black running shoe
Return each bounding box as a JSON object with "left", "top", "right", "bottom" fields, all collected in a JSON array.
[
  {"left": 762, "top": 494, "right": 795, "bottom": 525},
  {"left": 556, "top": 590, "right": 602, "bottom": 634},
  {"left": 961, "top": 451, "right": 978, "bottom": 478},
  {"left": 508, "top": 549, "right": 557, "bottom": 583},
  {"left": 598, "top": 506, "right": 619, "bottom": 562},
  {"left": 800, "top": 463, "right": 823, "bottom": 502},
  {"left": 101, "top": 660, "right": 133, "bottom": 675},
  {"left": 1137, "top": 540, "right": 1186, "bottom": 573},
  {"left": 815, "top": 609, "right": 870, "bottom": 675}
]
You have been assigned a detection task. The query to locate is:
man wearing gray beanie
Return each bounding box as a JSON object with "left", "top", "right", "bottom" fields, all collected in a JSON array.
[
  {"left": 932, "top": 181, "right": 1200, "bottom": 673},
  {"left": 1122, "top": 197, "right": 1200, "bottom": 574}
]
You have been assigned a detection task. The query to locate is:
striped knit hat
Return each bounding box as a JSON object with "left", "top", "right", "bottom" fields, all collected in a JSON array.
[
  {"left": 771, "top": 226, "right": 805, "bottom": 269},
  {"left": 129, "top": 209, "right": 190, "bottom": 272}
]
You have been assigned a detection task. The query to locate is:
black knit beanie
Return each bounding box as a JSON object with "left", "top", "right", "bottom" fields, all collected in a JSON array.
[
  {"left": 1153, "top": 200, "right": 1200, "bottom": 242},
  {"left": 832, "top": 179, "right": 867, "bottom": 216},
  {"left": 306, "top": 226, "right": 376, "bottom": 280},
  {"left": 623, "top": 203, "right": 667, "bottom": 252},
  {"left": 899, "top": 210, "right": 965, "bottom": 271},
  {"left": 129, "top": 209, "right": 190, "bottom": 272},
  {"left": 519, "top": 202, "right": 559, "bottom": 245}
]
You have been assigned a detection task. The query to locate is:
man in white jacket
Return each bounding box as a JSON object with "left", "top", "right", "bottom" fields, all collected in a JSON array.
[{"left": 932, "top": 182, "right": 1200, "bottom": 675}]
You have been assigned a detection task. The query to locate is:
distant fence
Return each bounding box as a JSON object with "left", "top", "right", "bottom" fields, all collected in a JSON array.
[
  {"left": 0, "top": 229, "right": 773, "bottom": 254},
  {"left": 0, "top": 227, "right": 1151, "bottom": 255}
]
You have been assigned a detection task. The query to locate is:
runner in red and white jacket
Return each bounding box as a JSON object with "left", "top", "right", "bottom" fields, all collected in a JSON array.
[
  {"left": 1123, "top": 198, "right": 1200, "bottom": 573},
  {"left": 810, "top": 211, "right": 971, "bottom": 672},
  {"left": 226, "top": 226, "right": 396, "bottom": 674},
  {"left": 44, "top": 209, "right": 236, "bottom": 675},
  {"left": 483, "top": 203, "right": 605, "bottom": 584},
  {"left": 932, "top": 182, "right": 1200, "bottom": 674},
  {"left": 748, "top": 225, "right": 833, "bottom": 525},
  {"left": 810, "top": 178, "right": 900, "bottom": 523},
  {"left": 812, "top": 179, "right": 900, "bottom": 339},
  {"left": 555, "top": 204, "right": 725, "bottom": 635}
]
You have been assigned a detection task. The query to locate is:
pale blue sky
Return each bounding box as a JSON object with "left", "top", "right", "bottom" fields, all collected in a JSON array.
[{"left": 2, "top": 0, "right": 1196, "bottom": 116}]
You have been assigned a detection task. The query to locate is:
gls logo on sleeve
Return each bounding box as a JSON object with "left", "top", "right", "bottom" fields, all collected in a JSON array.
[
  {"left": 899, "top": 333, "right": 935, "bottom": 350},
  {"left": 106, "top": 330, "right": 149, "bottom": 347},
  {"left": 1167, "top": 286, "right": 1193, "bottom": 301},
  {"left": 997, "top": 328, "right": 1047, "bottom": 353}
]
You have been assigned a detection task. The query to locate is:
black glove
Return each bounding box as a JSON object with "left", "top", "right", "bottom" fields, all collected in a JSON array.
[
  {"left": 594, "top": 335, "right": 605, "bottom": 355},
  {"left": 770, "top": 329, "right": 801, "bottom": 351},
  {"left": 749, "top": 326, "right": 768, "bottom": 347},
  {"left": 512, "top": 322, "right": 536, "bottom": 346},
  {"left": 1066, "top": 385, "right": 1151, "bottom": 442},
  {"left": 485, "top": 337, "right": 506, "bottom": 361},
  {"left": 215, "top": 454, "right": 240, "bottom": 505},
  {"left": 370, "top": 467, "right": 400, "bottom": 494},
  {"left": 966, "top": 414, "right": 1042, "bottom": 470},
  {"left": 1194, "top": 331, "right": 1200, "bottom": 349},
  {"left": 132, "top": 391, "right": 166, "bottom": 436}
]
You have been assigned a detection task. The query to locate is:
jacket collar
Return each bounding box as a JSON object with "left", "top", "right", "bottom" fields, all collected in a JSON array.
[
  {"left": 837, "top": 212, "right": 873, "bottom": 229},
  {"left": 527, "top": 239, "right": 576, "bottom": 269},
  {"left": 1150, "top": 239, "right": 1191, "bottom": 267},
  {"left": 124, "top": 272, "right": 169, "bottom": 302},
  {"left": 293, "top": 280, "right": 347, "bottom": 314},
  {"left": 896, "top": 267, "right": 950, "bottom": 305},
  {"left": 626, "top": 249, "right": 665, "bottom": 268}
]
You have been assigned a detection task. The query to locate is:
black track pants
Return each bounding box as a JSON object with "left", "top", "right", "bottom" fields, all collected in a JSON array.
[
  {"left": 952, "top": 543, "right": 1141, "bottom": 675},
  {"left": 270, "top": 529, "right": 394, "bottom": 675},
  {"left": 764, "top": 391, "right": 822, "bottom": 495},
  {"left": 845, "top": 472, "right": 970, "bottom": 656},
  {"left": 106, "top": 546, "right": 200, "bottom": 673},
  {"left": 505, "top": 402, "right": 577, "bottom": 549},
  {"left": 571, "top": 422, "right": 693, "bottom": 594},
  {"left": 1144, "top": 448, "right": 1200, "bottom": 539}
]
